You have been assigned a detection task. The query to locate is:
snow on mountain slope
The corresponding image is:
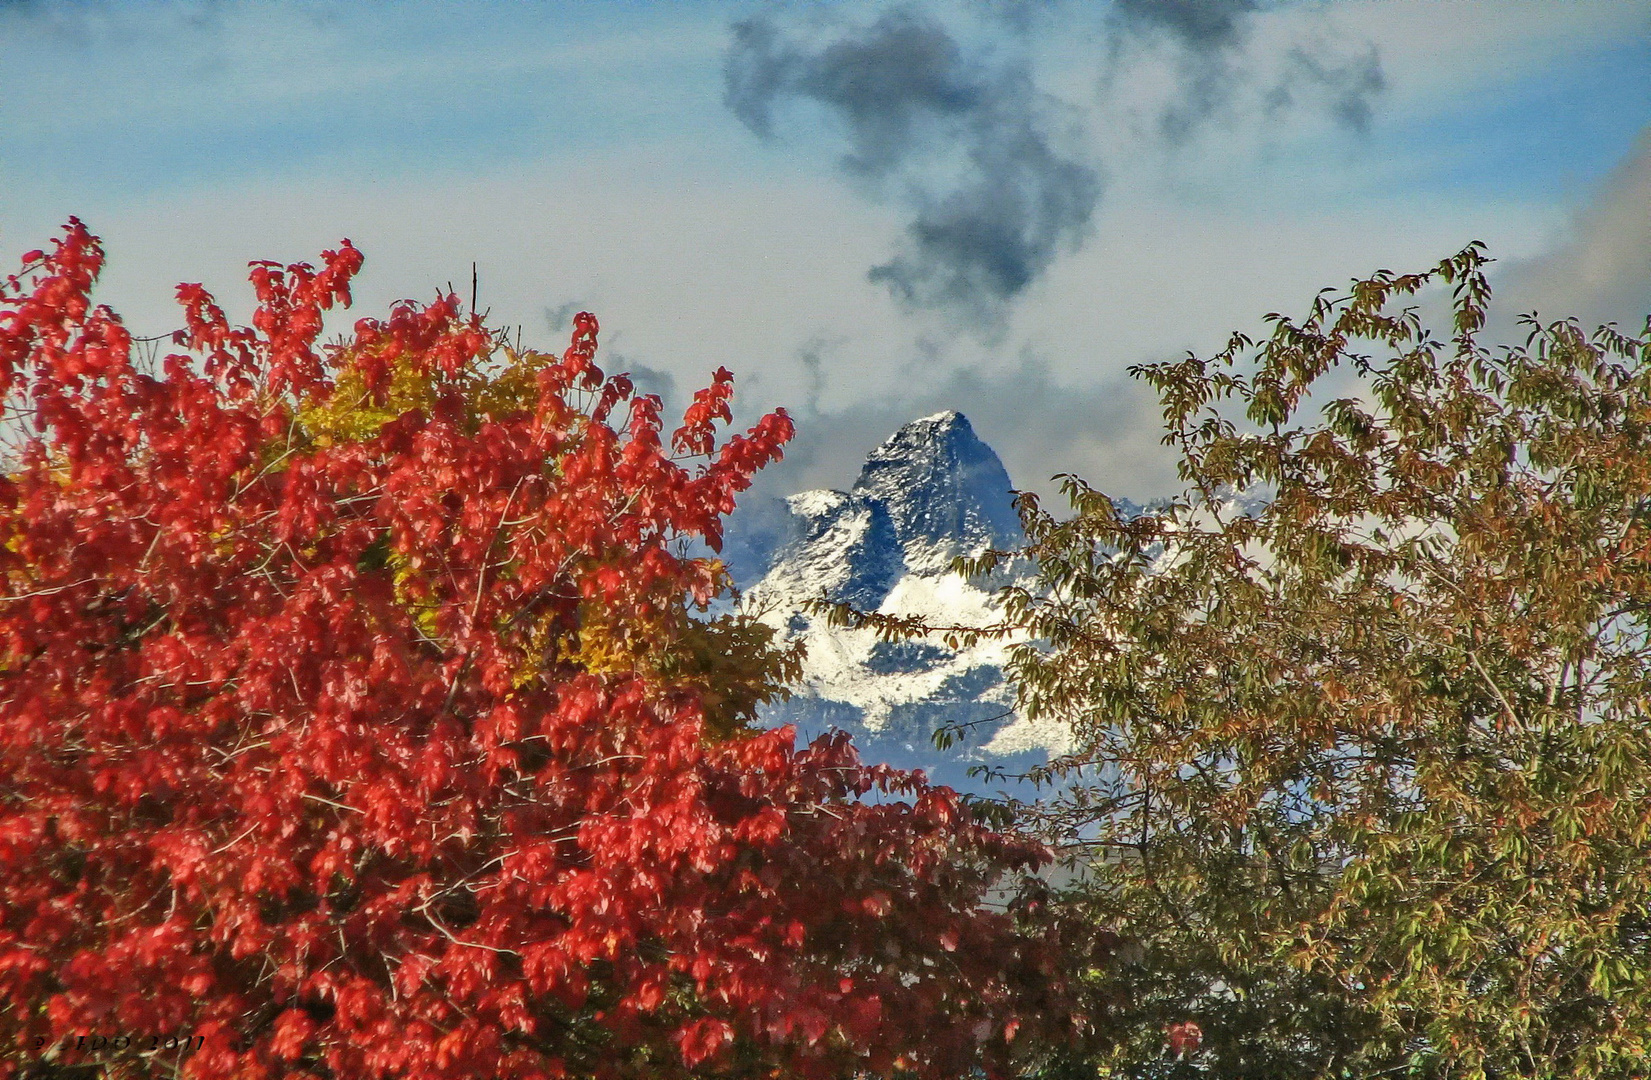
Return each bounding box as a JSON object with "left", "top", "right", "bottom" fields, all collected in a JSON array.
[
  {"left": 731, "top": 412, "right": 1070, "bottom": 789},
  {"left": 722, "top": 410, "right": 1275, "bottom": 792}
]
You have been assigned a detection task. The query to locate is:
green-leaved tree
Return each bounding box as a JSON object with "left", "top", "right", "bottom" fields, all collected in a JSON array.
[
  {"left": 1022, "top": 247, "right": 1651, "bottom": 1078},
  {"left": 843, "top": 246, "right": 1651, "bottom": 1078}
]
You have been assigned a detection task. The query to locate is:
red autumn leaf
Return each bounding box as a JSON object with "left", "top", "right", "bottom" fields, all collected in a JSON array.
[
  {"left": 0, "top": 222, "right": 1084, "bottom": 1080},
  {"left": 1166, "top": 1020, "right": 1203, "bottom": 1057}
]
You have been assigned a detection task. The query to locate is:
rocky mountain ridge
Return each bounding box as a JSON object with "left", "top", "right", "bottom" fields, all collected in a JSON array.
[{"left": 727, "top": 411, "right": 1069, "bottom": 791}]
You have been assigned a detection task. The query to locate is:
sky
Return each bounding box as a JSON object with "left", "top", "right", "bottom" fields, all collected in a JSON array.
[{"left": 3, "top": 0, "right": 1648, "bottom": 504}]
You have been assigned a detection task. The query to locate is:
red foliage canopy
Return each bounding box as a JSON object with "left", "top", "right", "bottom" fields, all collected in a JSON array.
[{"left": 0, "top": 223, "right": 1082, "bottom": 1080}]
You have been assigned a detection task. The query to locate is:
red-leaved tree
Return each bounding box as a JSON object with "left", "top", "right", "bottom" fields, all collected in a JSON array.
[{"left": 0, "top": 222, "right": 1087, "bottom": 1080}]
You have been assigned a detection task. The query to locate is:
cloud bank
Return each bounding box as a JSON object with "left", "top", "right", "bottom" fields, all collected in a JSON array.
[
  {"left": 724, "top": 0, "right": 1387, "bottom": 331},
  {"left": 1498, "top": 124, "right": 1651, "bottom": 332}
]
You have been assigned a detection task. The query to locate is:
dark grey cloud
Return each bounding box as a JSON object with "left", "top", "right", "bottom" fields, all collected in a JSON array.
[
  {"left": 868, "top": 114, "right": 1099, "bottom": 313},
  {"left": 1114, "top": 0, "right": 1257, "bottom": 48},
  {"left": 725, "top": 9, "right": 1100, "bottom": 327},
  {"left": 544, "top": 300, "right": 585, "bottom": 335},
  {"left": 1268, "top": 44, "right": 1385, "bottom": 135},
  {"left": 1110, "top": 0, "right": 1385, "bottom": 142},
  {"left": 727, "top": 13, "right": 983, "bottom": 177}
]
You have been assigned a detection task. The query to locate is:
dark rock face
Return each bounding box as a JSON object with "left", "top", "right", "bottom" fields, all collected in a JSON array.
[
  {"left": 785, "top": 489, "right": 905, "bottom": 611},
  {"left": 865, "top": 639, "right": 949, "bottom": 675},
  {"left": 850, "top": 410, "right": 1023, "bottom": 556}
]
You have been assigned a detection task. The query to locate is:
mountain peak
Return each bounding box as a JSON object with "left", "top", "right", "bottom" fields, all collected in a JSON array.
[
  {"left": 739, "top": 411, "right": 1056, "bottom": 789},
  {"left": 732, "top": 410, "right": 1025, "bottom": 611},
  {"left": 860, "top": 410, "right": 972, "bottom": 466},
  {"left": 852, "top": 411, "right": 1021, "bottom": 556}
]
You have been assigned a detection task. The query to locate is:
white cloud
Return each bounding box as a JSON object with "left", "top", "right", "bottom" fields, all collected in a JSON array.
[{"left": 1497, "top": 125, "right": 1651, "bottom": 330}]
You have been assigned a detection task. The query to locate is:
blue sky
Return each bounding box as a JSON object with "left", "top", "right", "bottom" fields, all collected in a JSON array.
[{"left": 4, "top": 0, "right": 1648, "bottom": 500}]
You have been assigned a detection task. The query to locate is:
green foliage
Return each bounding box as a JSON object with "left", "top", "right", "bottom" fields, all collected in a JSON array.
[{"left": 1004, "top": 247, "right": 1651, "bottom": 1078}]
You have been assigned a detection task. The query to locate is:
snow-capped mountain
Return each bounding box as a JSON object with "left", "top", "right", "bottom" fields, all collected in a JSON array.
[{"left": 726, "top": 411, "right": 1070, "bottom": 791}]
